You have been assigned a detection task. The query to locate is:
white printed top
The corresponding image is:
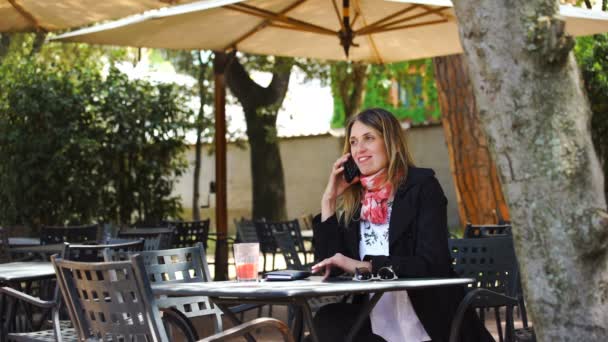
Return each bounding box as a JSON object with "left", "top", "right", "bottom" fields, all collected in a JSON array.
[{"left": 359, "top": 202, "right": 431, "bottom": 342}]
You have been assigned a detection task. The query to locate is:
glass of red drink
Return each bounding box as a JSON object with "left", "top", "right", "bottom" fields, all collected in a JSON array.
[{"left": 233, "top": 242, "right": 259, "bottom": 282}]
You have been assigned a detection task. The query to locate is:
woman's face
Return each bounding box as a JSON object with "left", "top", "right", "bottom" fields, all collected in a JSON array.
[{"left": 349, "top": 120, "right": 389, "bottom": 176}]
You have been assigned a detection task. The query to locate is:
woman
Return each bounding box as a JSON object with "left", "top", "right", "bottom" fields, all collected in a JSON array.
[{"left": 311, "top": 108, "right": 492, "bottom": 342}]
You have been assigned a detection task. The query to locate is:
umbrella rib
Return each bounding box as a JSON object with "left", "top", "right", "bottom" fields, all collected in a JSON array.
[
  {"left": 223, "top": 0, "right": 307, "bottom": 50},
  {"left": 366, "top": 18, "right": 448, "bottom": 35},
  {"left": 267, "top": 22, "right": 335, "bottom": 36},
  {"left": 358, "top": 6, "right": 449, "bottom": 35},
  {"left": 332, "top": 0, "right": 346, "bottom": 32},
  {"left": 8, "top": 0, "right": 47, "bottom": 32},
  {"left": 355, "top": 4, "right": 418, "bottom": 35},
  {"left": 352, "top": 0, "right": 383, "bottom": 64},
  {"left": 226, "top": 3, "right": 336, "bottom": 36}
]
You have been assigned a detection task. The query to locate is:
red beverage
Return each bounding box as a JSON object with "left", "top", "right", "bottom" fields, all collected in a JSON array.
[{"left": 236, "top": 263, "right": 257, "bottom": 281}]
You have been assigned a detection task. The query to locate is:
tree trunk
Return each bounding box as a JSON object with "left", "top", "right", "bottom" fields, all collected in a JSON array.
[
  {"left": 452, "top": 0, "right": 608, "bottom": 340},
  {"left": 225, "top": 56, "right": 292, "bottom": 221},
  {"left": 332, "top": 62, "right": 369, "bottom": 120},
  {"left": 0, "top": 34, "right": 11, "bottom": 63},
  {"left": 433, "top": 54, "right": 510, "bottom": 227},
  {"left": 192, "top": 53, "right": 210, "bottom": 221}
]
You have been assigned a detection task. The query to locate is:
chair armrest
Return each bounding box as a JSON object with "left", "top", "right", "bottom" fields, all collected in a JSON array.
[
  {"left": 160, "top": 307, "right": 199, "bottom": 342},
  {"left": 449, "top": 288, "right": 518, "bottom": 342},
  {"left": 0, "top": 286, "right": 56, "bottom": 308},
  {"left": 199, "top": 317, "right": 294, "bottom": 342}
]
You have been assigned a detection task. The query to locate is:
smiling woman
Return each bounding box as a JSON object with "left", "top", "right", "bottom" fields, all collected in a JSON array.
[{"left": 311, "top": 108, "right": 492, "bottom": 342}]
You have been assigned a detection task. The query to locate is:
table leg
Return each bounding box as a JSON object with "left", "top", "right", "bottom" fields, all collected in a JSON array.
[
  {"left": 345, "top": 292, "right": 384, "bottom": 342},
  {"left": 296, "top": 298, "right": 319, "bottom": 342},
  {"left": 214, "top": 302, "right": 256, "bottom": 342}
]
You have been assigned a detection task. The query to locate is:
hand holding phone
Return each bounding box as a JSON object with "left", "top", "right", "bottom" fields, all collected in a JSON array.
[{"left": 343, "top": 157, "right": 360, "bottom": 183}]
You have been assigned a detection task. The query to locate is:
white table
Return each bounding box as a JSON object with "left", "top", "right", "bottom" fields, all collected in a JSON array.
[{"left": 153, "top": 276, "right": 474, "bottom": 342}]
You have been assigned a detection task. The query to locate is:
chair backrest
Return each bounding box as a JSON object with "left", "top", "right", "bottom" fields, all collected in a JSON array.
[
  {"left": 273, "top": 230, "right": 304, "bottom": 270},
  {"left": 253, "top": 221, "right": 279, "bottom": 254},
  {"left": 117, "top": 227, "right": 174, "bottom": 250},
  {"left": 300, "top": 214, "right": 314, "bottom": 231},
  {"left": 448, "top": 237, "right": 519, "bottom": 297},
  {"left": 0, "top": 227, "right": 10, "bottom": 263},
  {"left": 141, "top": 244, "right": 222, "bottom": 323},
  {"left": 234, "top": 218, "right": 259, "bottom": 243},
  {"left": 40, "top": 224, "right": 100, "bottom": 245},
  {"left": 463, "top": 223, "right": 512, "bottom": 238},
  {"left": 168, "top": 220, "right": 211, "bottom": 249},
  {"left": 52, "top": 254, "right": 170, "bottom": 342},
  {"left": 66, "top": 239, "right": 145, "bottom": 262},
  {"left": 267, "top": 219, "right": 306, "bottom": 256}
]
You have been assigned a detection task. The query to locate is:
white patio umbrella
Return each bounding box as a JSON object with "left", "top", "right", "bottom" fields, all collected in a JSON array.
[
  {"left": 0, "top": 0, "right": 199, "bottom": 32},
  {"left": 53, "top": 0, "right": 608, "bottom": 63}
]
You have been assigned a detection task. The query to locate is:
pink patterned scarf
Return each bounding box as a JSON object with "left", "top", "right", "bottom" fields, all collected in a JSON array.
[{"left": 360, "top": 169, "right": 392, "bottom": 225}]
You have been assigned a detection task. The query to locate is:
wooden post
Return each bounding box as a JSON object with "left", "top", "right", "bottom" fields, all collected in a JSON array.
[{"left": 213, "top": 51, "right": 228, "bottom": 280}]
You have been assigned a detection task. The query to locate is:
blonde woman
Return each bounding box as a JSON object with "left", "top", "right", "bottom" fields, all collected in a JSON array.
[{"left": 311, "top": 108, "right": 492, "bottom": 342}]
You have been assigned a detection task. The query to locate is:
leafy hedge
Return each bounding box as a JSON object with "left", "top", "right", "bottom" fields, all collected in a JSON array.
[{"left": 0, "top": 57, "right": 191, "bottom": 229}]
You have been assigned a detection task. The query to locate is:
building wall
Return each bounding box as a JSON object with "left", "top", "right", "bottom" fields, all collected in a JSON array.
[{"left": 172, "top": 124, "right": 460, "bottom": 233}]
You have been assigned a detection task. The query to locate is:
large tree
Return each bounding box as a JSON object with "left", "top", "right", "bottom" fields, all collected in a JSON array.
[
  {"left": 225, "top": 55, "right": 292, "bottom": 220},
  {"left": 452, "top": 0, "right": 608, "bottom": 340},
  {"left": 433, "top": 54, "right": 511, "bottom": 227}
]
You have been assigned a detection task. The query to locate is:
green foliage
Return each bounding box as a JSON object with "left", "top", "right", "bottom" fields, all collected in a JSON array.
[
  {"left": 574, "top": 34, "right": 608, "bottom": 199},
  {"left": 0, "top": 40, "right": 190, "bottom": 228},
  {"left": 330, "top": 59, "right": 441, "bottom": 128}
]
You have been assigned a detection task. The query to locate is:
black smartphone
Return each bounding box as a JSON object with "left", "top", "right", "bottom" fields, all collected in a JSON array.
[{"left": 343, "top": 157, "right": 360, "bottom": 183}]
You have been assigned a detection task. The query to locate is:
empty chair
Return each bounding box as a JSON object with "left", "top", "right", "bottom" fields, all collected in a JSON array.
[
  {"left": 448, "top": 237, "right": 522, "bottom": 342},
  {"left": 461, "top": 223, "right": 528, "bottom": 329},
  {"left": 39, "top": 224, "right": 100, "bottom": 245},
  {"left": 117, "top": 227, "right": 174, "bottom": 250},
  {"left": 52, "top": 254, "right": 294, "bottom": 342},
  {"left": 234, "top": 218, "right": 258, "bottom": 243},
  {"left": 168, "top": 220, "right": 211, "bottom": 249},
  {"left": 268, "top": 219, "right": 312, "bottom": 265},
  {"left": 2, "top": 241, "right": 144, "bottom": 342},
  {"left": 463, "top": 223, "right": 512, "bottom": 238},
  {"left": 0, "top": 227, "right": 11, "bottom": 263},
  {"left": 253, "top": 221, "right": 280, "bottom": 272}
]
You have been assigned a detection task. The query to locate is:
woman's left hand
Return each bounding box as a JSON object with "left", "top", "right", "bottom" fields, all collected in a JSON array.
[{"left": 311, "top": 253, "right": 372, "bottom": 279}]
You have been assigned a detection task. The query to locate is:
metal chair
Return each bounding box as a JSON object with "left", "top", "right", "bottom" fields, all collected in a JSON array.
[
  {"left": 0, "top": 227, "right": 11, "bottom": 263},
  {"left": 266, "top": 219, "right": 312, "bottom": 265},
  {"left": 2, "top": 241, "right": 144, "bottom": 342},
  {"left": 463, "top": 223, "right": 512, "bottom": 238},
  {"left": 461, "top": 224, "right": 529, "bottom": 330},
  {"left": 448, "top": 237, "right": 521, "bottom": 342},
  {"left": 39, "top": 224, "right": 100, "bottom": 245},
  {"left": 168, "top": 220, "right": 211, "bottom": 249},
  {"left": 273, "top": 230, "right": 343, "bottom": 332},
  {"left": 52, "top": 254, "right": 294, "bottom": 342},
  {"left": 117, "top": 227, "right": 175, "bottom": 250},
  {"left": 252, "top": 221, "right": 280, "bottom": 273}
]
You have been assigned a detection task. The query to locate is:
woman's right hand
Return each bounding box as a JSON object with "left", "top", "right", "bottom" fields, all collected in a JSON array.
[{"left": 321, "top": 153, "right": 359, "bottom": 221}]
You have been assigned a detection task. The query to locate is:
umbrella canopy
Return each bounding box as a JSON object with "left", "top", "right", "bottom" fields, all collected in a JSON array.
[
  {"left": 53, "top": 0, "right": 608, "bottom": 63},
  {"left": 0, "top": 0, "right": 199, "bottom": 32}
]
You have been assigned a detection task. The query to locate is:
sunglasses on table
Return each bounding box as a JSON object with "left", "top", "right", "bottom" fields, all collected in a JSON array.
[{"left": 353, "top": 266, "right": 398, "bottom": 281}]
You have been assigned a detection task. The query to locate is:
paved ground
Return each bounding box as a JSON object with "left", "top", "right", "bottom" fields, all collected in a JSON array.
[{"left": 184, "top": 303, "right": 530, "bottom": 341}]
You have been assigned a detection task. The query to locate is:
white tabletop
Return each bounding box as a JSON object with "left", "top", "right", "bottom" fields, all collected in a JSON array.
[{"left": 152, "top": 276, "right": 474, "bottom": 299}]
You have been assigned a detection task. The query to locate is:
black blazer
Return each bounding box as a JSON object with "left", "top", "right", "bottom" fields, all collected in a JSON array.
[{"left": 313, "top": 167, "right": 493, "bottom": 342}]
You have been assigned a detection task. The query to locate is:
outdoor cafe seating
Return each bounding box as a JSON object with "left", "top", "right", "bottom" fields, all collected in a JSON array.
[
  {"left": 52, "top": 254, "right": 294, "bottom": 342},
  {"left": 1, "top": 240, "right": 144, "bottom": 342}
]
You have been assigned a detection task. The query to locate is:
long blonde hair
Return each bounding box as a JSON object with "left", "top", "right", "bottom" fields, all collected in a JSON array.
[{"left": 341, "top": 108, "right": 415, "bottom": 226}]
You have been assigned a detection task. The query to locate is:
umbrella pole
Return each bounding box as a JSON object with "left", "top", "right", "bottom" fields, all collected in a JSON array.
[{"left": 213, "top": 51, "right": 229, "bottom": 281}]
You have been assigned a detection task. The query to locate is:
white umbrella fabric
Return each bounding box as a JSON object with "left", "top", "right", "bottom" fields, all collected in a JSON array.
[
  {"left": 0, "top": 0, "right": 199, "bottom": 32},
  {"left": 53, "top": 0, "right": 608, "bottom": 63}
]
